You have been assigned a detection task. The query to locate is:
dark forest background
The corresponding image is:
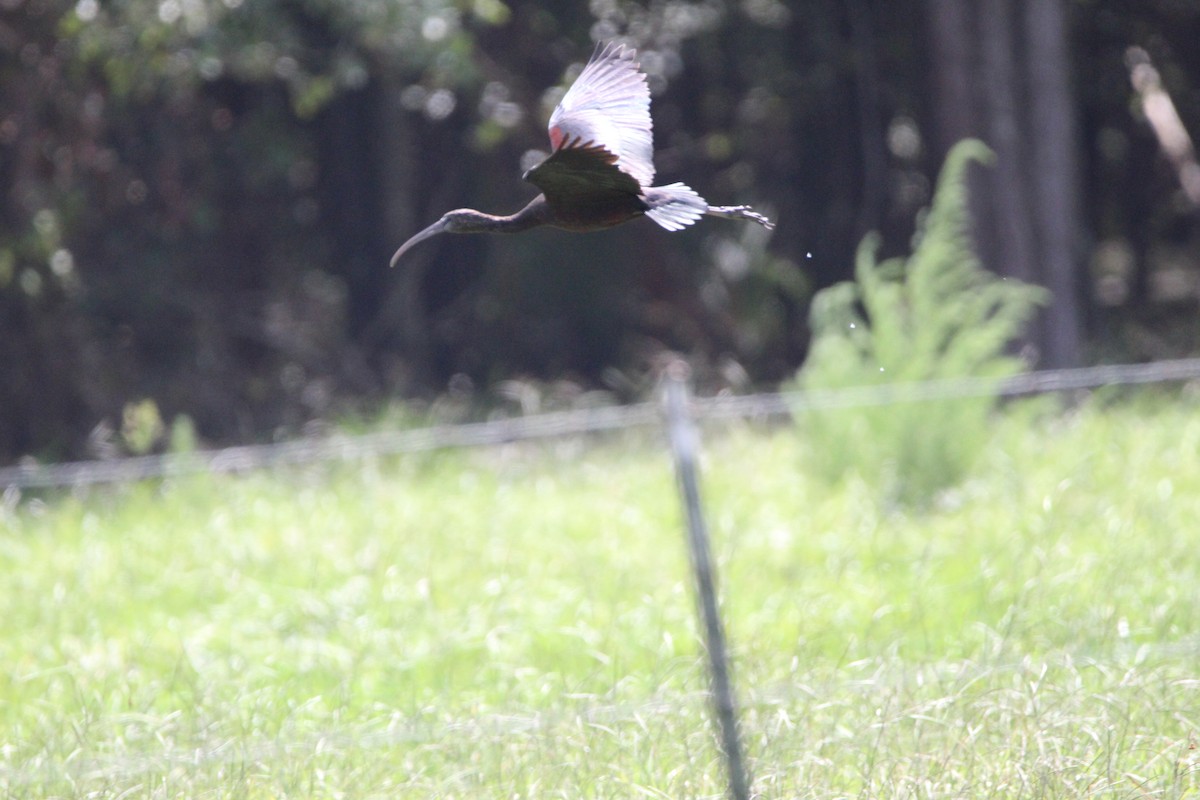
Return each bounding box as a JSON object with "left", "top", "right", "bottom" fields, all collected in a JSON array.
[{"left": 2, "top": 0, "right": 1198, "bottom": 461}]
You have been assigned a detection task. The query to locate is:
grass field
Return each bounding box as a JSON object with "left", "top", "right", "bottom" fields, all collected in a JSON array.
[{"left": 2, "top": 395, "right": 1200, "bottom": 798}]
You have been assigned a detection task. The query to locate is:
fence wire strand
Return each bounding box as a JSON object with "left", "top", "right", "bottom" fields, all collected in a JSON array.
[{"left": 4, "top": 358, "right": 1200, "bottom": 490}]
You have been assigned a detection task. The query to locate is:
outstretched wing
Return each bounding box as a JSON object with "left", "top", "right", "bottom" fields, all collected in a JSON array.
[{"left": 547, "top": 42, "right": 655, "bottom": 187}]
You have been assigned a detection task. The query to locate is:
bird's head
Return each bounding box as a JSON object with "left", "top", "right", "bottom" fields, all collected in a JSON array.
[
  {"left": 389, "top": 210, "right": 478, "bottom": 268},
  {"left": 438, "top": 209, "right": 480, "bottom": 233}
]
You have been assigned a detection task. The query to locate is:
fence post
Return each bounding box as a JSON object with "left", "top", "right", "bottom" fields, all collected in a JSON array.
[{"left": 663, "top": 361, "right": 751, "bottom": 800}]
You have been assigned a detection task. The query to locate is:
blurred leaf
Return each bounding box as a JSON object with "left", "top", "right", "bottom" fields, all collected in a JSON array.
[
  {"left": 122, "top": 399, "right": 165, "bottom": 455},
  {"left": 793, "top": 140, "right": 1048, "bottom": 506}
]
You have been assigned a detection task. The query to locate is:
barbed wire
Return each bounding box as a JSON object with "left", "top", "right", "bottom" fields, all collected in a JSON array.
[{"left": 4, "top": 357, "right": 1199, "bottom": 491}]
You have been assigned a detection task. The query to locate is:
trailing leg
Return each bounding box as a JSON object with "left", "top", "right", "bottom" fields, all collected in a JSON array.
[{"left": 705, "top": 205, "right": 775, "bottom": 229}]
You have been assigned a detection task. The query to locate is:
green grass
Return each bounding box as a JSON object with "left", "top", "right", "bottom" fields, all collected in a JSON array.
[{"left": 2, "top": 397, "right": 1200, "bottom": 798}]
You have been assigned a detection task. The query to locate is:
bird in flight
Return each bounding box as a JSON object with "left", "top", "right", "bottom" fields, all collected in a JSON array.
[{"left": 390, "top": 42, "right": 774, "bottom": 267}]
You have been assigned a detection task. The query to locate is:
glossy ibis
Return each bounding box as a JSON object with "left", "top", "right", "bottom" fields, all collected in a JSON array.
[{"left": 390, "top": 43, "right": 774, "bottom": 267}]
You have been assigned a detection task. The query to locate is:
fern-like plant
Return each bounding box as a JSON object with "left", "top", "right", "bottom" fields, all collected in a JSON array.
[{"left": 793, "top": 139, "right": 1048, "bottom": 506}]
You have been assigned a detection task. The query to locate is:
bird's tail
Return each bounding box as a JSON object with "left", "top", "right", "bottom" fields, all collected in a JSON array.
[
  {"left": 643, "top": 183, "right": 708, "bottom": 231},
  {"left": 644, "top": 184, "right": 776, "bottom": 231}
]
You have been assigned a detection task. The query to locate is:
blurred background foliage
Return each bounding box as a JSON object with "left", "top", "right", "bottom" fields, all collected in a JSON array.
[
  {"left": 1, "top": 0, "right": 1198, "bottom": 460},
  {"left": 794, "top": 140, "right": 1047, "bottom": 506}
]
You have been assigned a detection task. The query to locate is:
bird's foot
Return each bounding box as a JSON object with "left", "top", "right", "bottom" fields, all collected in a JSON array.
[{"left": 706, "top": 205, "right": 776, "bottom": 230}]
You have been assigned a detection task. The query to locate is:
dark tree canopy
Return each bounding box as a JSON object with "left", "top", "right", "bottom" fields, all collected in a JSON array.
[{"left": 1, "top": 0, "right": 1198, "bottom": 460}]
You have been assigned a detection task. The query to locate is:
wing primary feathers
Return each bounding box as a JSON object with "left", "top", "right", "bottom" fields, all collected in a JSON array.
[{"left": 547, "top": 42, "right": 656, "bottom": 187}]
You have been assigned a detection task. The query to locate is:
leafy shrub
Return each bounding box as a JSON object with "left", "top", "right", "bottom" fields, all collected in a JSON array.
[{"left": 792, "top": 140, "right": 1048, "bottom": 506}]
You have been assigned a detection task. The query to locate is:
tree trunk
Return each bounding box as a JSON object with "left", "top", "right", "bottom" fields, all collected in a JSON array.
[
  {"left": 848, "top": 0, "right": 887, "bottom": 240},
  {"left": 1023, "top": 0, "right": 1083, "bottom": 366},
  {"left": 924, "top": 0, "right": 977, "bottom": 155},
  {"left": 368, "top": 66, "right": 435, "bottom": 388},
  {"left": 978, "top": 0, "right": 1038, "bottom": 287},
  {"left": 319, "top": 85, "right": 386, "bottom": 337},
  {"left": 924, "top": 0, "right": 1084, "bottom": 367},
  {"left": 924, "top": 1, "right": 999, "bottom": 299}
]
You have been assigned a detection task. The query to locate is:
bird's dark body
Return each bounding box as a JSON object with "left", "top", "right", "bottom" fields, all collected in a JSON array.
[
  {"left": 544, "top": 197, "right": 646, "bottom": 232},
  {"left": 523, "top": 139, "right": 648, "bottom": 231},
  {"left": 527, "top": 194, "right": 648, "bottom": 233},
  {"left": 389, "top": 43, "right": 773, "bottom": 267}
]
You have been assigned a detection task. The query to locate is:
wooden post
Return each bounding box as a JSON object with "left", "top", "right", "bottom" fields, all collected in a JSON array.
[{"left": 663, "top": 361, "right": 751, "bottom": 800}]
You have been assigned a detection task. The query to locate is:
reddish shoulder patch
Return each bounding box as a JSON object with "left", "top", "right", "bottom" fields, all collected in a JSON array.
[{"left": 549, "top": 125, "right": 566, "bottom": 150}]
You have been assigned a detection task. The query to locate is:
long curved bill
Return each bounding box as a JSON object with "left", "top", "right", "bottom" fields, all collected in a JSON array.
[{"left": 389, "top": 218, "right": 448, "bottom": 267}]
